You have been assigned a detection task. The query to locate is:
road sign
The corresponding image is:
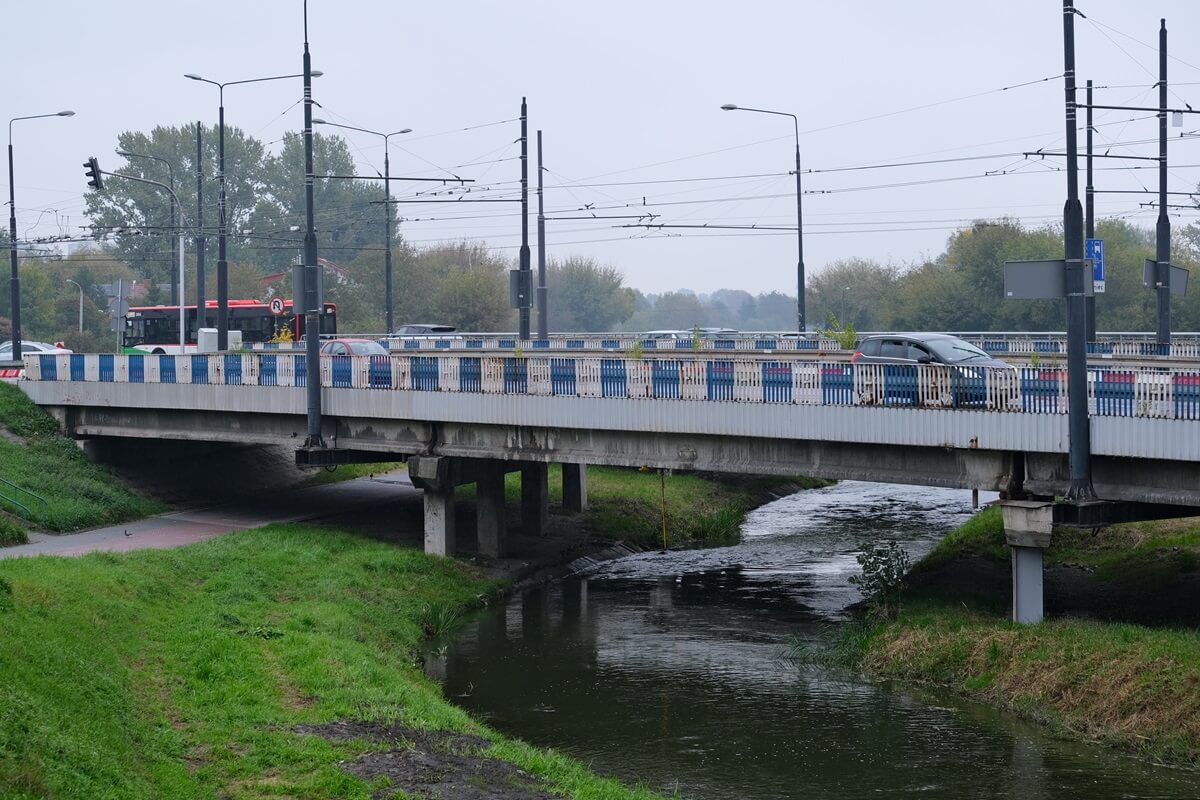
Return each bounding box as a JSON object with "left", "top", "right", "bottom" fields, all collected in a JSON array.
[
  {"left": 269, "top": 297, "right": 285, "bottom": 315},
  {"left": 1086, "top": 238, "right": 1104, "bottom": 293},
  {"left": 1143, "top": 259, "right": 1190, "bottom": 296}
]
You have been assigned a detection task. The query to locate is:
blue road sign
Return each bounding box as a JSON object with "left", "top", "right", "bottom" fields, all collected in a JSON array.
[{"left": 1086, "top": 238, "right": 1105, "bottom": 293}]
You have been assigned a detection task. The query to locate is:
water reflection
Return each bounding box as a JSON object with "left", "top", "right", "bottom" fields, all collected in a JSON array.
[{"left": 430, "top": 482, "right": 1199, "bottom": 799}]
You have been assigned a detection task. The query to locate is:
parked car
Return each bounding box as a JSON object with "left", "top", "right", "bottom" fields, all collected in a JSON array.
[
  {"left": 392, "top": 324, "right": 457, "bottom": 337},
  {"left": 851, "top": 333, "right": 1017, "bottom": 406},
  {"left": 0, "top": 340, "right": 72, "bottom": 359},
  {"left": 318, "top": 338, "right": 388, "bottom": 356}
]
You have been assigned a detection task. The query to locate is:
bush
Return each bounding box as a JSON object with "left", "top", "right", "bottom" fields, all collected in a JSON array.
[{"left": 850, "top": 540, "right": 911, "bottom": 618}]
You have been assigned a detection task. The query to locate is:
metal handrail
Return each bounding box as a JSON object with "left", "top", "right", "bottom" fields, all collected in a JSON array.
[{"left": 0, "top": 476, "right": 47, "bottom": 523}]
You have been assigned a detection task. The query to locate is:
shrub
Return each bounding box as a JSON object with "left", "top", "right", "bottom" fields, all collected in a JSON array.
[{"left": 850, "top": 540, "right": 911, "bottom": 618}]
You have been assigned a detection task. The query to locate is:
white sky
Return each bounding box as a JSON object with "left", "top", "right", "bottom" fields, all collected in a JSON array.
[{"left": 7, "top": 1, "right": 1200, "bottom": 295}]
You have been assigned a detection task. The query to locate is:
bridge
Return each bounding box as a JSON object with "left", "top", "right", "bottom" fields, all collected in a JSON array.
[{"left": 17, "top": 348, "right": 1200, "bottom": 623}]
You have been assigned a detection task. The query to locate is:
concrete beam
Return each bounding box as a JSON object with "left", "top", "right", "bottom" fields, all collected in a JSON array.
[{"left": 562, "top": 463, "right": 588, "bottom": 512}]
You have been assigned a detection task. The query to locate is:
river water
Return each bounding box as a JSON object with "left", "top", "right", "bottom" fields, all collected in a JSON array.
[{"left": 426, "top": 481, "right": 1200, "bottom": 799}]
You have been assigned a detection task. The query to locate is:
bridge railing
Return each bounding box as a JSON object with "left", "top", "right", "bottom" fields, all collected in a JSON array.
[
  {"left": 22, "top": 353, "right": 1200, "bottom": 421},
  {"left": 249, "top": 333, "right": 1200, "bottom": 359}
]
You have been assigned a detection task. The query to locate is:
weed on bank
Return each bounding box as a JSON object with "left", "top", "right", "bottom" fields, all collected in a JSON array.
[{"left": 0, "top": 524, "right": 667, "bottom": 799}]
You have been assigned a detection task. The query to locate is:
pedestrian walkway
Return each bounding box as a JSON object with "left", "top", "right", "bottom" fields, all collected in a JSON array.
[{"left": 0, "top": 471, "right": 416, "bottom": 560}]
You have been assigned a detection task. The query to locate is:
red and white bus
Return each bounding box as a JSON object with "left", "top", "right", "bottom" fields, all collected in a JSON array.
[{"left": 122, "top": 299, "right": 337, "bottom": 354}]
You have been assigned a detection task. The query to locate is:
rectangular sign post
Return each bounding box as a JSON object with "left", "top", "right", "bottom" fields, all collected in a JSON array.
[{"left": 1086, "top": 238, "right": 1105, "bottom": 293}]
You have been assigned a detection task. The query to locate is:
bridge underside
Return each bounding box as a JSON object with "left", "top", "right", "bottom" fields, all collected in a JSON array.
[{"left": 40, "top": 404, "right": 1200, "bottom": 507}]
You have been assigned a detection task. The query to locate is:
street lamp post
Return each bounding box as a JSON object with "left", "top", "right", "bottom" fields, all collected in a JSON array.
[
  {"left": 312, "top": 119, "right": 411, "bottom": 333},
  {"left": 96, "top": 169, "right": 189, "bottom": 349},
  {"left": 184, "top": 71, "right": 321, "bottom": 349},
  {"left": 721, "top": 104, "right": 806, "bottom": 333},
  {"left": 65, "top": 278, "right": 84, "bottom": 333},
  {"left": 116, "top": 149, "right": 177, "bottom": 304},
  {"left": 8, "top": 110, "right": 74, "bottom": 361}
]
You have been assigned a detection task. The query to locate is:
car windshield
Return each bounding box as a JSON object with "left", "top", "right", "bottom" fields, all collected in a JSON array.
[
  {"left": 927, "top": 338, "right": 990, "bottom": 363},
  {"left": 348, "top": 341, "right": 387, "bottom": 356}
]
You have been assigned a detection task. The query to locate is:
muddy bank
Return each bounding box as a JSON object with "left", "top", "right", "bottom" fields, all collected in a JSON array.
[{"left": 295, "top": 722, "right": 558, "bottom": 800}]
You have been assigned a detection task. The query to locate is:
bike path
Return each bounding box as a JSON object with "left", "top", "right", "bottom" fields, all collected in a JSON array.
[{"left": 0, "top": 472, "right": 416, "bottom": 560}]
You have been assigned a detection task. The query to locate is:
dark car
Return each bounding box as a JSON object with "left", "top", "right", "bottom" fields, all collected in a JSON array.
[
  {"left": 851, "top": 333, "right": 1017, "bottom": 407},
  {"left": 392, "top": 324, "right": 457, "bottom": 337}
]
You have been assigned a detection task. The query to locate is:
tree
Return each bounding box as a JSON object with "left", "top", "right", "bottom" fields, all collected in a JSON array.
[
  {"left": 84, "top": 124, "right": 268, "bottom": 281},
  {"left": 809, "top": 258, "right": 899, "bottom": 332},
  {"left": 545, "top": 257, "right": 635, "bottom": 332},
  {"left": 247, "top": 132, "right": 389, "bottom": 274}
]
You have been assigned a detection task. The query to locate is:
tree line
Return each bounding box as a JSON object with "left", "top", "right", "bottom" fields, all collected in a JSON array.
[{"left": 3, "top": 120, "right": 1199, "bottom": 349}]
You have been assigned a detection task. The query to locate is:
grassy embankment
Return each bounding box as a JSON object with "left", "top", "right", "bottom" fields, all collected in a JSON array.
[
  {"left": 0, "top": 524, "right": 673, "bottom": 799},
  {"left": 841, "top": 505, "right": 1200, "bottom": 768},
  {"left": 457, "top": 466, "right": 827, "bottom": 551},
  {"left": 0, "top": 383, "right": 164, "bottom": 545}
]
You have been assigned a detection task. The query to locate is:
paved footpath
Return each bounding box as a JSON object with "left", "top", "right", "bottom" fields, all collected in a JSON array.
[{"left": 0, "top": 472, "right": 417, "bottom": 560}]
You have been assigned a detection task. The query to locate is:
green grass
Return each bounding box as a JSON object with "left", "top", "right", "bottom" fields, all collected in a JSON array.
[
  {"left": 848, "top": 599, "right": 1200, "bottom": 768},
  {"left": 0, "top": 383, "right": 164, "bottom": 534},
  {"left": 0, "top": 524, "right": 668, "bottom": 799},
  {"left": 841, "top": 507, "right": 1200, "bottom": 769},
  {"left": 299, "top": 462, "right": 404, "bottom": 487},
  {"left": 911, "top": 504, "right": 1006, "bottom": 573}
]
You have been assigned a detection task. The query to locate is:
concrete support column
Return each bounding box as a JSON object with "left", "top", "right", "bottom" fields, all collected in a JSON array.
[
  {"left": 999, "top": 500, "right": 1054, "bottom": 624},
  {"left": 521, "top": 462, "right": 549, "bottom": 537},
  {"left": 423, "top": 486, "right": 456, "bottom": 557},
  {"left": 562, "top": 462, "right": 588, "bottom": 512},
  {"left": 476, "top": 460, "right": 507, "bottom": 558}
]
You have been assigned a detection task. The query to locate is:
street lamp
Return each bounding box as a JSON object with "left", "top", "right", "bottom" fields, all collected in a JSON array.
[
  {"left": 184, "top": 70, "right": 322, "bottom": 349},
  {"left": 65, "top": 278, "right": 84, "bottom": 333},
  {"left": 94, "top": 168, "right": 190, "bottom": 348},
  {"left": 721, "top": 103, "right": 806, "bottom": 333},
  {"left": 8, "top": 110, "right": 74, "bottom": 361},
  {"left": 116, "top": 149, "right": 178, "bottom": 304},
  {"left": 312, "top": 118, "right": 411, "bottom": 333}
]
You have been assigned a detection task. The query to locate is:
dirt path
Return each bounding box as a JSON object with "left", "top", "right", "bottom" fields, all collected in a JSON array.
[{"left": 0, "top": 471, "right": 419, "bottom": 560}]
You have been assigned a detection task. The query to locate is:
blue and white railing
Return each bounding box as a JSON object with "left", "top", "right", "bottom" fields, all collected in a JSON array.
[
  {"left": 248, "top": 333, "right": 1200, "bottom": 359},
  {"left": 22, "top": 353, "right": 1200, "bottom": 421}
]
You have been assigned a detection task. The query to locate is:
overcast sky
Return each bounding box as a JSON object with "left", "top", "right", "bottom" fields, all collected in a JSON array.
[{"left": 7, "top": 1, "right": 1200, "bottom": 295}]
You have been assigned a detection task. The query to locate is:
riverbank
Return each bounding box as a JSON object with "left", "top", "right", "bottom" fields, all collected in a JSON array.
[
  {"left": 845, "top": 506, "right": 1200, "bottom": 769},
  {"left": 0, "top": 522, "right": 674, "bottom": 799},
  {"left": 0, "top": 383, "right": 163, "bottom": 545}
]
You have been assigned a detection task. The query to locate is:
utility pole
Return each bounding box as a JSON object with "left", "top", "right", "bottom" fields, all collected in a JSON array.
[
  {"left": 518, "top": 97, "right": 531, "bottom": 340},
  {"left": 196, "top": 122, "right": 207, "bottom": 331},
  {"left": 1155, "top": 18, "right": 1171, "bottom": 348},
  {"left": 1085, "top": 80, "right": 1096, "bottom": 342},
  {"left": 301, "top": 0, "right": 324, "bottom": 450},
  {"left": 1062, "top": 0, "right": 1094, "bottom": 502},
  {"left": 536, "top": 129, "right": 547, "bottom": 339}
]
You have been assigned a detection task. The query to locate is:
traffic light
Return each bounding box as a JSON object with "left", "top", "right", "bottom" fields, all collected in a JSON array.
[{"left": 83, "top": 157, "right": 103, "bottom": 191}]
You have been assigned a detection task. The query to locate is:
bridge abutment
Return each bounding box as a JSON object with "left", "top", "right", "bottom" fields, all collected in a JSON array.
[{"left": 999, "top": 500, "right": 1054, "bottom": 624}]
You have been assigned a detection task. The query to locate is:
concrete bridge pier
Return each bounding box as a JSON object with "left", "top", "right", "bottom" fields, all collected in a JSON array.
[
  {"left": 521, "top": 463, "right": 549, "bottom": 537},
  {"left": 562, "top": 463, "right": 588, "bottom": 512},
  {"left": 999, "top": 500, "right": 1054, "bottom": 624},
  {"left": 475, "top": 460, "right": 507, "bottom": 558},
  {"left": 422, "top": 484, "right": 456, "bottom": 557}
]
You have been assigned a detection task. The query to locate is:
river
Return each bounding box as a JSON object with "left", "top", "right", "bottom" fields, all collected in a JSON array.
[{"left": 426, "top": 481, "right": 1200, "bottom": 799}]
